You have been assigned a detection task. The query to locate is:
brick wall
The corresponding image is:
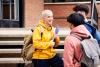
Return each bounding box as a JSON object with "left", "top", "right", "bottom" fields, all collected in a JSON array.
[
  {"left": 24, "top": 0, "right": 44, "bottom": 28},
  {"left": 24, "top": 1, "right": 100, "bottom": 30},
  {"left": 44, "top": 2, "right": 100, "bottom": 30}
]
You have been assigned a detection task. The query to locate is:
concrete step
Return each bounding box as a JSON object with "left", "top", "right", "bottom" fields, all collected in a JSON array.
[
  {"left": 0, "top": 49, "right": 63, "bottom": 63},
  {"left": 0, "top": 28, "right": 32, "bottom": 37},
  {"left": 0, "top": 49, "right": 21, "bottom": 53},
  {"left": 58, "top": 28, "right": 70, "bottom": 37},
  {"left": 0, "top": 28, "right": 68, "bottom": 64},
  {"left": 0, "top": 28, "right": 70, "bottom": 37},
  {"left": 0, "top": 49, "right": 63, "bottom": 61},
  {"left": 0, "top": 57, "right": 64, "bottom": 64},
  {"left": 0, "top": 41, "right": 64, "bottom": 45},
  {"left": 0, "top": 49, "right": 64, "bottom": 54},
  {"left": 0, "top": 58, "right": 28, "bottom": 63},
  {"left": 0, "top": 41, "right": 24, "bottom": 45}
]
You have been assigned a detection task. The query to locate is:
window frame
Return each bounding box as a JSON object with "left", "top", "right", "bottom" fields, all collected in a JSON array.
[
  {"left": 44, "top": 0, "right": 100, "bottom": 3},
  {"left": 0, "top": 0, "right": 19, "bottom": 21}
]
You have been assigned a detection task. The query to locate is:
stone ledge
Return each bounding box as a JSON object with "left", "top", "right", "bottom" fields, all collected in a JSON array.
[
  {"left": 0, "top": 41, "right": 24, "bottom": 45},
  {"left": 0, "top": 41, "right": 64, "bottom": 45},
  {"left": 0, "top": 28, "right": 70, "bottom": 37},
  {"left": 0, "top": 49, "right": 64, "bottom": 54}
]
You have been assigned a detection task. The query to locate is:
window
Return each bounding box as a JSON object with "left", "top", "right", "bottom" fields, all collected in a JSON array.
[
  {"left": 44, "top": 0, "right": 100, "bottom": 3},
  {"left": 0, "top": 0, "right": 19, "bottom": 20}
]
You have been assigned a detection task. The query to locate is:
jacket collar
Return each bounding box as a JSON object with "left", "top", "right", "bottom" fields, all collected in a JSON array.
[{"left": 39, "top": 19, "right": 52, "bottom": 31}]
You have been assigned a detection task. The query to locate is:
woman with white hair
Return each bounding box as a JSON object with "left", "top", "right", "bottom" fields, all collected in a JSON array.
[{"left": 32, "top": 10, "right": 63, "bottom": 67}]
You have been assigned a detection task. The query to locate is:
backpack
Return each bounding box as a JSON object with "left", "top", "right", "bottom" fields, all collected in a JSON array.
[
  {"left": 80, "top": 38, "right": 100, "bottom": 67},
  {"left": 21, "top": 30, "right": 34, "bottom": 61},
  {"left": 21, "top": 25, "right": 44, "bottom": 61},
  {"left": 72, "top": 34, "right": 100, "bottom": 67}
]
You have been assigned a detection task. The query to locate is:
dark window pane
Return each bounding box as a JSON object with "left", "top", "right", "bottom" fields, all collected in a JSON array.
[
  {"left": 75, "top": 0, "right": 90, "bottom": 1},
  {"left": 53, "top": 0, "right": 65, "bottom": 2},
  {"left": 11, "top": 0, "right": 14, "bottom": 3},
  {"left": 3, "top": 4, "right": 10, "bottom": 19},
  {"left": 44, "top": 0, "right": 52, "bottom": 3},
  {"left": 2, "top": 0, "right": 10, "bottom": 3},
  {"left": 65, "top": 0, "right": 75, "bottom": 2},
  {"left": 11, "top": 4, "right": 14, "bottom": 19}
]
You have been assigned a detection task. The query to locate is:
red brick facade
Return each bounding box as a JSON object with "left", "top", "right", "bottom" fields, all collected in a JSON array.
[
  {"left": 24, "top": 0, "right": 44, "bottom": 28},
  {"left": 24, "top": 1, "right": 100, "bottom": 30},
  {"left": 44, "top": 2, "right": 100, "bottom": 30}
]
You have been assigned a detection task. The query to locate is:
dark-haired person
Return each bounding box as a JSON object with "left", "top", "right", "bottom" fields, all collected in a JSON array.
[
  {"left": 73, "top": 4, "right": 100, "bottom": 45},
  {"left": 63, "top": 13, "right": 91, "bottom": 67}
]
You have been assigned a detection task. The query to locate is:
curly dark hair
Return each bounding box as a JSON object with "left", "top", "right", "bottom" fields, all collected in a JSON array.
[
  {"left": 73, "top": 4, "right": 89, "bottom": 15},
  {"left": 67, "top": 13, "right": 85, "bottom": 26}
]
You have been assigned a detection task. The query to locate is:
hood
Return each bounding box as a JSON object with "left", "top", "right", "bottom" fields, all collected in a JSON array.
[
  {"left": 38, "top": 19, "right": 52, "bottom": 31},
  {"left": 70, "top": 25, "right": 90, "bottom": 39}
]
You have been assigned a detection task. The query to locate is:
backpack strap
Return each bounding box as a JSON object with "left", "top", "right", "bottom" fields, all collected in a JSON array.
[{"left": 36, "top": 24, "right": 45, "bottom": 38}]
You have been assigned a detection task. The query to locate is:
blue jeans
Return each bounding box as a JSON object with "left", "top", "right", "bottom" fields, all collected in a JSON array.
[{"left": 32, "top": 54, "right": 63, "bottom": 67}]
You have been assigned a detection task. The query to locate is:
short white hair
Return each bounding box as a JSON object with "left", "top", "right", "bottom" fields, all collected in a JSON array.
[{"left": 41, "top": 10, "right": 53, "bottom": 17}]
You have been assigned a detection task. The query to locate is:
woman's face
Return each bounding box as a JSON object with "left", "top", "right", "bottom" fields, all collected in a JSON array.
[{"left": 44, "top": 13, "right": 53, "bottom": 25}]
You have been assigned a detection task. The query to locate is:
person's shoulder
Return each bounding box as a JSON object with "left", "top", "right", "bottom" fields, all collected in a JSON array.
[
  {"left": 34, "top": 24, "right": 42, "bottom": 31},
  {"left": 84, "top": 21, "right": 96, "bottom": 30},
  {"left": 65, "top": 35, "right": 77, "bottom": 41},
  {"left": 65, "top": 35, "right": 79, "bottom": 47}
]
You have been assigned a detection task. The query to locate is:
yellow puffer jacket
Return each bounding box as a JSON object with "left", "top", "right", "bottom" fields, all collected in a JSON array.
[{"left": 32, "top": 20, "right": 58, "bottom": 59}]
